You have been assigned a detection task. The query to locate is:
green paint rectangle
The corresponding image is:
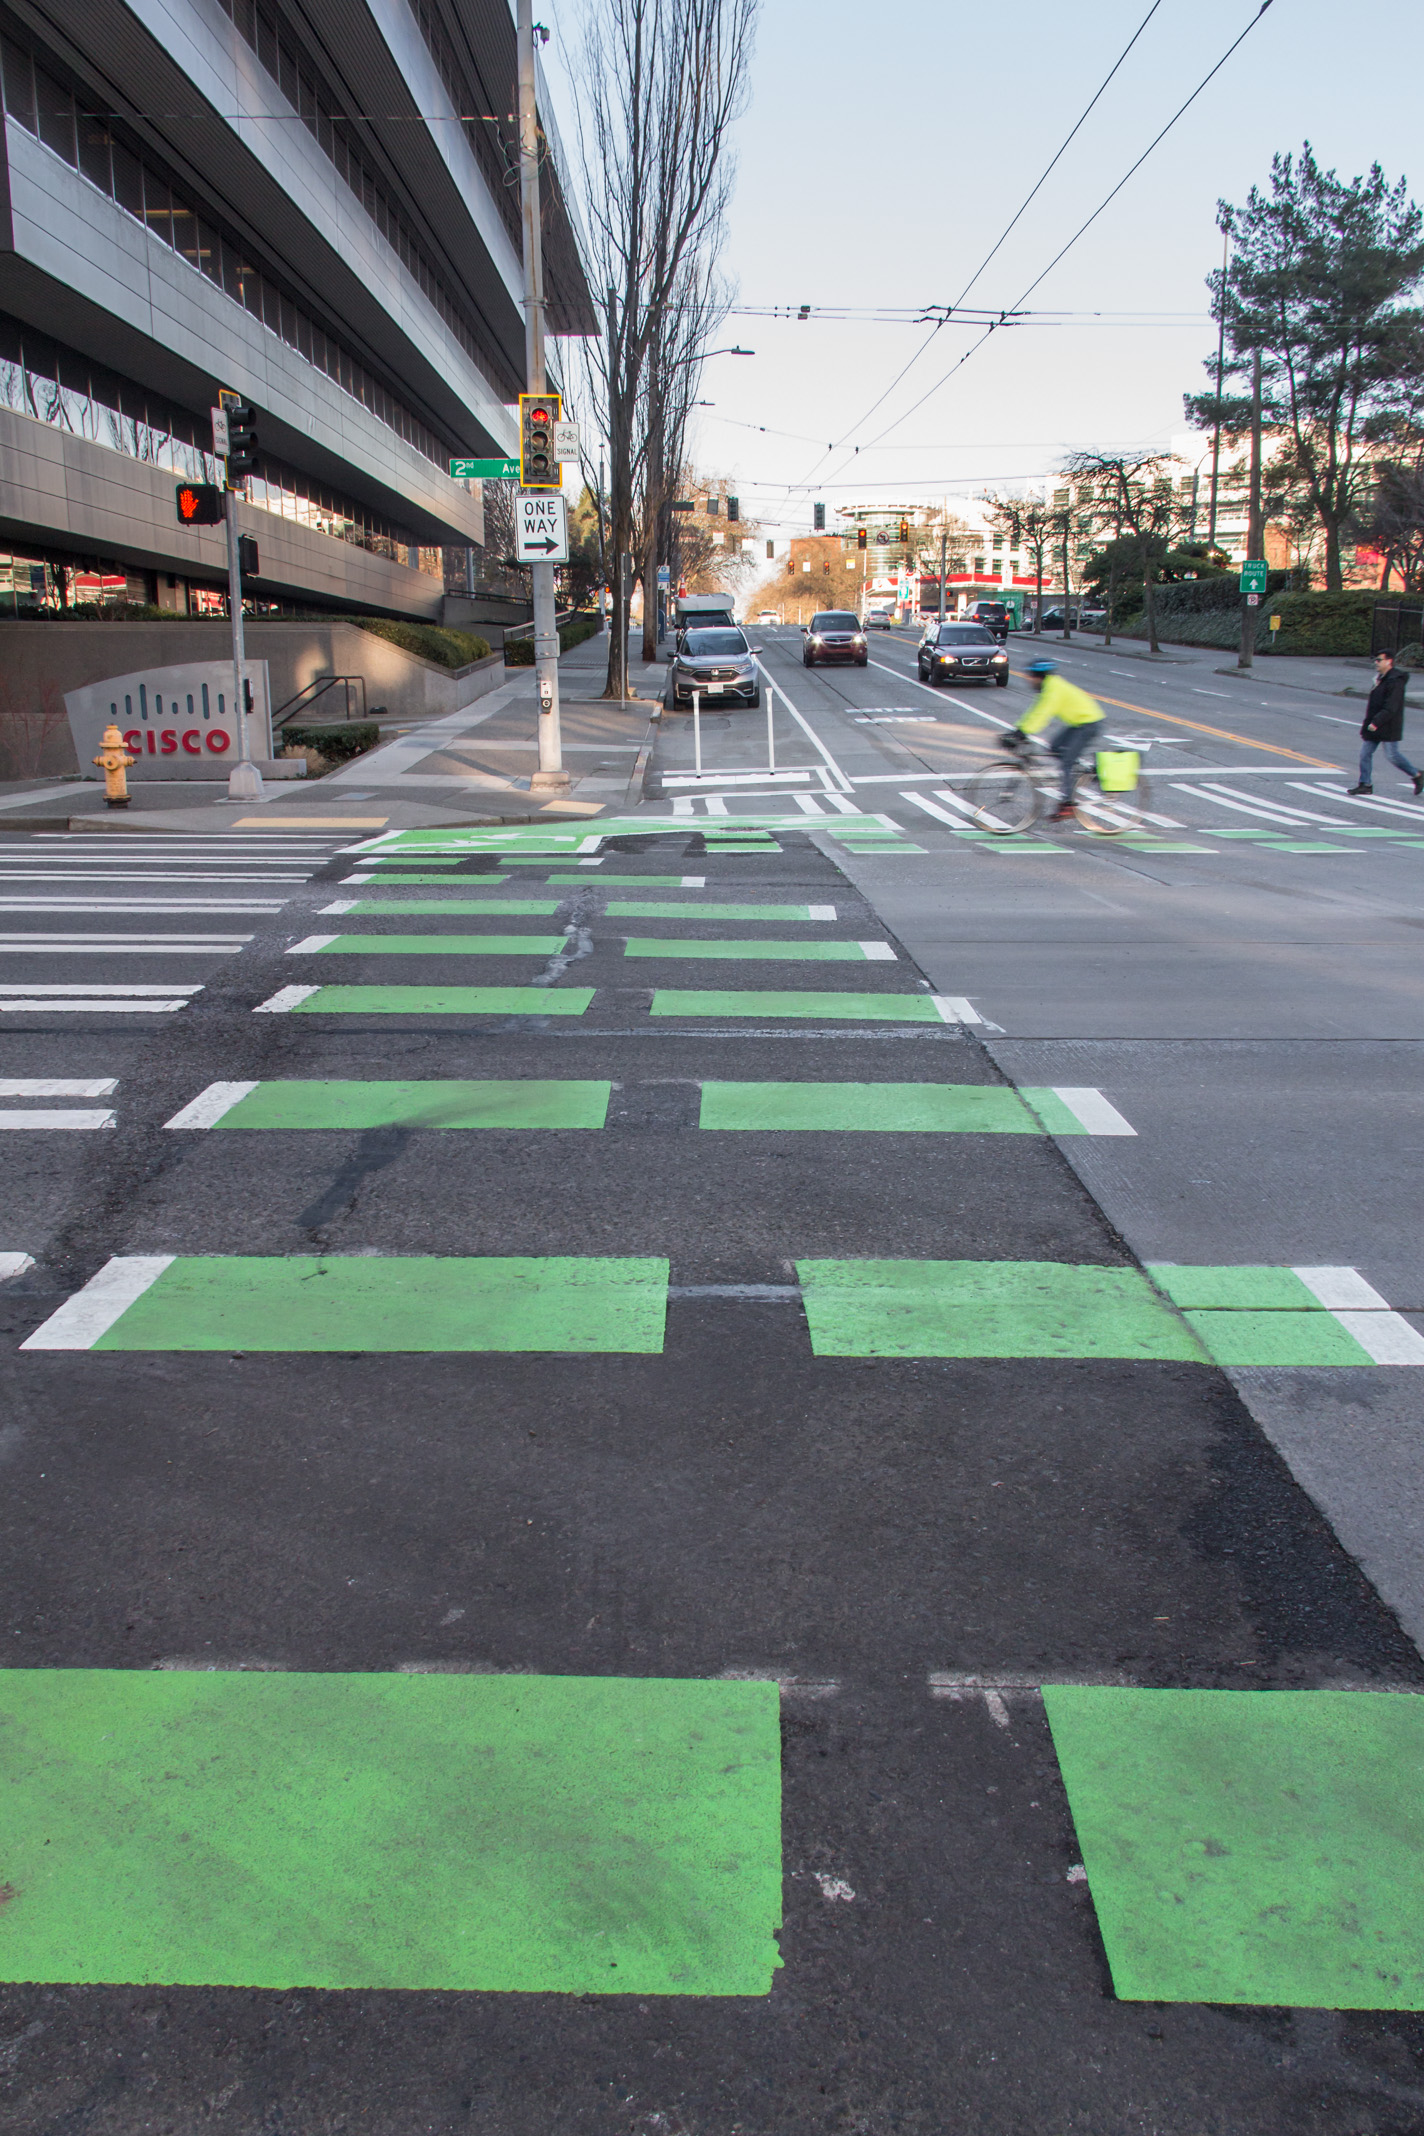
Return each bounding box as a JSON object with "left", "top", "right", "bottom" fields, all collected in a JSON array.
[
  {"left": 1256, "top": 842, "right": 1349, "bottom": 853},
  {"left": 1148, "top": 1264, "right": 1320, "bottom": 1311},
  {"left": 0, "top": 1671, "right": 781, "bottom": 1994},
  {"left": 1043, "top": 1685, "right": 1424, "bottom": 2008},
  {"left": 219, "top": 1080, "right": 611, "bottom": 1131},
  {"left": 625, "top": 938, "right": 871, "bottom": 962},
  {"left": 292, "top": 987, "right": 592, "bottom": 1016},
  {"left": 1018, "top": 1088, "right": 1091, "bottom": 1136},
  {"left": 796, "top": 1258, "right": 1206, "bottom": 1360},
  {"left": 1183, "top": 1309, "right": 1373, "bottom": 1368},
  {"left": 95, "top": 1255, "right": 667, "bottom": 1352},
  {"left": 310, "top": 935, "right": 566, "bottom": 956},
  {"left": 700, "top": 1082, "right": 1038, "bottom": 1132},
  {"left": 607, "top": 903, "right": 818, "bottom": 922},
  {"left": 651, "top": 990, "right": 942, "bottom": 1022}
]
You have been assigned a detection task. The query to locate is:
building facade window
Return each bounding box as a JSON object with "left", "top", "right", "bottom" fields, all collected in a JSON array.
[
  {"left": 0, "top": 315, "right": 442, "bottom": 577},
  {"left": 208, "top": 0, "right": 515, "bottom": 391},
  {"left": 0, "top": 33, "right": 457, "bottom": 474}
]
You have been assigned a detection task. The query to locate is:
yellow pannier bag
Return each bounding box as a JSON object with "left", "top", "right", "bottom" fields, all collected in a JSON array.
[{"left": 1095, "top": 749, "right": 1140, "bottom": 793}]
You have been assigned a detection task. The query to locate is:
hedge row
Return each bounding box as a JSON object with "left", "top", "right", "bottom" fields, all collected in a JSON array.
[
  {"left": 279, "top": 721, "right": 379, "bottom": 764},
  {"left": 352, "top": 617, "right": 491, "bottom": 668},
  {"left": 503, "top": 613, "right": 603, "bottom": 665},
  {"left": 1116, "top": 587, "right": 1381, "bottom": 657}
]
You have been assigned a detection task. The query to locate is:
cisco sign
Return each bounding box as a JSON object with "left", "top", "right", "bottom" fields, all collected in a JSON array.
[{"left": 65, "top": 661, "right": 273, "bottom": 781}]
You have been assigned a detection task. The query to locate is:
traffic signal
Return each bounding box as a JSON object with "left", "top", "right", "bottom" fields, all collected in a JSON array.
[
  {"left": 707, "top": 495, "right": 720, "bottom": 516},
  {"left": 898, "top": 517, "right": 909, "bottom": 544},
  {"left": 519, "top": 393, "right": 561, "bottom": 487},
  {"left": 857, "top": 526, "right": 867, "bottom": 551},
  {"left": 766, "top": 539, "right": 774, "bottom": 559},
  {"left": 175, "top": 481, "right": 224, "bottom": 526},
  {"left": 224, "top": 402, "right": 257, "bottom": 483},
  {"left": 727, "top": 496, "right": 739, "bottom": 522},
  {"left": 237, "top": 534, "right": 259, "bottom": 578},
  {"left": 813, "top": 502, "right": 826, "bottom": 531}
]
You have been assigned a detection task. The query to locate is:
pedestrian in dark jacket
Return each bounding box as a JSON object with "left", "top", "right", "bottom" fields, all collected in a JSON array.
[{"left": 1349, "top": 651, "right": 1423, "bottom": 796}]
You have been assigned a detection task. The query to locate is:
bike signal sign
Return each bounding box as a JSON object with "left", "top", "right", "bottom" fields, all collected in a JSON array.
[{"left": 514, "top": 492, "right": 569, "bottom": 563}]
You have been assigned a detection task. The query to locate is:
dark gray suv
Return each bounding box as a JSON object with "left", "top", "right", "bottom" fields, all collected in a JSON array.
[{"left": 666, "top": 625, "right": 760, "bottom": 709}]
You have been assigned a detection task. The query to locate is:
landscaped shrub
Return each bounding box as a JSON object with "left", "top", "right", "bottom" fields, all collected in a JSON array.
[
  {"left": 352, "top": 618, "right": 491, "bottom": 668},
  {"left": 504, "top": 613, "right": 602, "bottom": 665},
  {"left": 280, "top": 720, "right": 378, "bottom": 764},
  {"left": 1119, "top": 586, "right": 1379, "bottom": 655}
]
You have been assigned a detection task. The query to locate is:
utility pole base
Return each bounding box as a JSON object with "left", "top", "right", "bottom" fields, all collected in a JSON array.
[
  {"left": 227, "top": 761, "right": 265, "bottom": 802},
  {"left": 530, "top": 769, "right": 572, "bottom": 793}
]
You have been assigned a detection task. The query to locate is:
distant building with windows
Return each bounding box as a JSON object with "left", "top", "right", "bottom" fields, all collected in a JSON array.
[{"left": 0, "top": 0, "right": 593, "bottom": 619}]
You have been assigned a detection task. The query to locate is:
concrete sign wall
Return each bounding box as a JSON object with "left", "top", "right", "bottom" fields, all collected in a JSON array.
[{"left": 66, "top": 662, "right": 272, "bottom": 781}]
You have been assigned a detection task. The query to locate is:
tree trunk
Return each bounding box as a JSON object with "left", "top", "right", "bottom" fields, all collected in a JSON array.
[
  {"left": 1324, "top": 519, "right": 1343, "bottom": 594},
  {"left": 1144, "top": 546, "right": 1159, "bottom": 655},
  {"left": 1104, "top": 553, "right": 1116, "bottom": 647},
  {"left": 1060, "top": 534, "right": 1072, "bottom": 640},
  {"left": 1033, "top": 554, "right": 1042, "bottom": 632}
]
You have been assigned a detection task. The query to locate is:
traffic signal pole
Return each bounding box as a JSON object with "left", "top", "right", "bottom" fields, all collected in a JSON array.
[
  {"left": 516, "top": 0, "right": 568, "bottom": 790},
  {"left": 216, "top": 391, "right": 262, "bottom": 802}
]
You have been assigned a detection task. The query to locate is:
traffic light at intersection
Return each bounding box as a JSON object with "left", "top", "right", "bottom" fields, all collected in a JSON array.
[
  {"left": 224, "top": 403, "right": 258, "bottom": 483},
  {"left": 727, "top": 497, "right": 739, "bottom": 522},
  {"left": 857, "top": 526, "right": 867, "bottom": 550},
  {"left": 813, "top": 502, "right": 825, "bottom": 530},
  {"left": 519, "top": 394, "right": 561, "bottom": 487},
  {"left": 898, "top": 517, "right": 909, "bottom": 544}
]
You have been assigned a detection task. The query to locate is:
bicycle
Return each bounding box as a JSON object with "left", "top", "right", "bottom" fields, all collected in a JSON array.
[{"left": 965, "top": 732, "right": 1155, "bottom": 835}]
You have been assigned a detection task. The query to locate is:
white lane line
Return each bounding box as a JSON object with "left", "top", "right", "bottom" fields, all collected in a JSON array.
[
  {"left": 1293, "top": 1266, "right": 1392, "bottom": 1311},
  {"left": 20, "top": 1254, "right": 175, "bottom": 1350},
  {"left": 1192, "top": 689, "right": 1232, "bottom": 698},
  {"left": 1171, "top": 789, "right": 1317, "bottom": 827},
  {"left": 0, "top": 938, "right": 248, "bottom": 953},
  {"left": 903, "top": 791, "right": 974, "bottom": 829},
  {"left": 285, "top": 935, "right": 338, "bottom": 953},
  {"left": 1334, "top": 1312, "right": 1424, "bottom": 1365},
  {"left": 705, "top": 797, "right": 730, "bottom": 817},
  {"left": 0, "top": 1079, "right": 117, "bottom": 1096},
  {"left": 1196, "top": 784, "right": 1349, "bottom": 826},
  {"left": 672, "top": 797, "right": 696, "bottom": 816},
  {"left": 682, "top": 876, "right": 707, "bottom": 887},
  {"left": 823, "top": 792, "right": 860, "bottom": 814},
  {"left": 254, "top": 985, "right": 318, "bottom": 1013},
  {"left": 932, "top": 996, "right": 982, "bottom": 1024},
  {"left": 0, "top": 1003, "right": 189, "bottom": 1014},
  {"left": 0, "top": 900, "right": 286, "bottom": 913},
  {"left": 0, "top": 1109, "right": 115, "bottom": 1129},
  {"left": 792, "top": 792, "right": 827, "bottom": 814},
  {"left": 867, "top": 657, "right": 1012, "bottom": 728},
  {"left": 859, "top": 941, "right": 896, "bottom": 961},
  {"left": 164, "top": 1081, "right": 259, "bottom": 1129},
  {"left": 983, "top": 1691, "right": 1012, "bottom": 1730},
  {"left": 755, "top": 662, "right": 855, "bottom": 789},
  {"left": 0, "top": 983, "right": 200, "bottom": 995},
  {"left": 319, "top": 901, "right": 359, "bottom": 914},
  {"left": 1050, "top": 1087, "right": 1136, "bottom": 1137},
  {"left": 1296, "top": 784, "right": 1424, "bottom": 820},
  {"left": 0, "top": 1252, "right": 35, "bottom": 1282},
  {"left": 807, "top": 904, "right": 838, "bottom": 920}
]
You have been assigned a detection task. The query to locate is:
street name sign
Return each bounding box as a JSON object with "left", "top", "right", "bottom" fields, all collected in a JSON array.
[
  {"left": 515, "top": 492, "right": 569, "bottom": 562},
  {"left": 1239, "top": 560, "right": 1268, "bottom": 593},
  {"left": 450, "top": 457, "right": 519, "bottom": 480}
]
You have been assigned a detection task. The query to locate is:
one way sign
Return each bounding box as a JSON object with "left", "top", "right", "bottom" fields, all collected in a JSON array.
[{"left": 515, "top": 492, "right": 569, "bottom": 563}]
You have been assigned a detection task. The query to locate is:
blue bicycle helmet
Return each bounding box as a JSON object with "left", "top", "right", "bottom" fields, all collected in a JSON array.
[{"left": 1026, "top": 658, "right": 1057, "bottom": 676}]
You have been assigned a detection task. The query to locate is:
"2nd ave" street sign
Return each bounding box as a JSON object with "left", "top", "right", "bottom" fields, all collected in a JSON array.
[{"left": 515, "top": 492, "right": 569, "bottom": 563}]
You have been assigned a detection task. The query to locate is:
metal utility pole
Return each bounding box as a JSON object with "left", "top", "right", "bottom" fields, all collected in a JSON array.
[
  {"left": 1238, "top": 347, "right": 1264, "bottom": 671},
  {"left": 938, "top": 528, "right": 947, "bottom": 626},
  {"left": 1207, "top": 228, "right": 1229, "bottom": 553},
  {"left": 223, "top": 489, "right": 260, "bottom": 801},
  {"left": 516, "top": 0, "right": 567, "bottom": 789}
]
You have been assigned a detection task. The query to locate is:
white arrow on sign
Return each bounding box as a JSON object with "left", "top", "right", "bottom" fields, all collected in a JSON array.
[{"left": 515, "top": 493, "right": 569, "bottom": 562}]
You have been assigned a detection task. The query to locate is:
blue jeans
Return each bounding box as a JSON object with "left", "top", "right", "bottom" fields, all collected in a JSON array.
[
  {"left": 1359, "top": 736, "right": 1419, "bottom": 784},
  {"left": 1050, "top": 720, "right": 1105, "bottom": 805}
]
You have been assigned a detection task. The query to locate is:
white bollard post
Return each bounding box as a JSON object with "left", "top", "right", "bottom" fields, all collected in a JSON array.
[
  {"left": 765, "top": 674, "right": 776, "bottom": 774},
  {"left": 692, "top": 689, "right": 702, "bottom": 776}
]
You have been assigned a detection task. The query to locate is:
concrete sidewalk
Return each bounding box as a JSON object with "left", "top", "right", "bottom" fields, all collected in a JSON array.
[{"left": 1042, "top": 630, "right": 1378, "bottom": 700}]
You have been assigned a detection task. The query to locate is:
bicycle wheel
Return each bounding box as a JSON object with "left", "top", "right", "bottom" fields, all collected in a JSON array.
[
  {"left": 966, "top": 764, "right": 1039, "bottom": 833},
  {"left": 1073, "top": 772, "right": 1154, "bottom": 835}
]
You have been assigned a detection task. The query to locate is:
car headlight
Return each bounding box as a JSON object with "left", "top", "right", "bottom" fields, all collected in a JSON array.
[
  {"left": 992, "top": 653, "right": 1008, "bottom": 663},
  {"left": 853, "top": 634, "right": 865, "bottom": 645},
  {"left": 809, "top": 634, "right": 822, "bottom": 644}
]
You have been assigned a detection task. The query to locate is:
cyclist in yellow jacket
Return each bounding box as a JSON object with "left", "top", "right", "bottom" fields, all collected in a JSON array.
[{"left": 1009, "top": 657, "right": 1106, "bottom": 821}]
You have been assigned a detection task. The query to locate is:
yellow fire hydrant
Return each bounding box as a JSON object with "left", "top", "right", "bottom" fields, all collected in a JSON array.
[{"left": 93, "top": 722, "right": 136, "bottom": 808}]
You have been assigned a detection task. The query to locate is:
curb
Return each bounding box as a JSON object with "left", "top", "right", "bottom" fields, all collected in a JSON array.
[{"left": 625, "top": 709, "right": 661, "bottom": 807}]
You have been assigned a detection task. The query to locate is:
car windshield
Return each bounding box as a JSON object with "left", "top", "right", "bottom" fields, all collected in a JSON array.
[
  {"left": 682, "top": 629, "right": 748, "bottom": 656},
  {"left": 937, "top": 625, "right": 997, "bottom": 646},
  {"left": 811, "top": 614, "right": 860, "bottom": 631}
]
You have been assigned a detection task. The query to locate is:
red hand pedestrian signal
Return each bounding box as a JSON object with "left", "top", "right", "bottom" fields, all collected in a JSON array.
[{"left": 175, "top": 482, "right": 225, "bottom": 526}]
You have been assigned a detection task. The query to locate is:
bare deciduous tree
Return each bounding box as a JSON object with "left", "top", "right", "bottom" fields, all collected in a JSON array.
[
  {"left": 1065, "top": 452, "right": 1182, "bottom": 654},
  {"left": 567, "top": 0, "right": 757, "bottom": 698}
]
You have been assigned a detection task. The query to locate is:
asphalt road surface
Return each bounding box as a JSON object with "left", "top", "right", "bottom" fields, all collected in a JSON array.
[{"left": 3, "top": 792, "right": 1424, "bottom": 2134}]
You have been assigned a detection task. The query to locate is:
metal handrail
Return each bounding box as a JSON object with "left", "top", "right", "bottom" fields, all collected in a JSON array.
[{"left": 272, "top": 674, "right": 368, "bottom": 728}]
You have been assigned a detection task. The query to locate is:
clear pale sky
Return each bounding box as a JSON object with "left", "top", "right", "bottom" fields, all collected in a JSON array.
[{"left": 549, "top": 0, "right": 1420, "bottom": 536}]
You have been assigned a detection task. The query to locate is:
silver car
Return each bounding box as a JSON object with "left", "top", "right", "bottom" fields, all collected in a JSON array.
[{"left": 666, "top": 625, "right": 760, "bottom": 709}]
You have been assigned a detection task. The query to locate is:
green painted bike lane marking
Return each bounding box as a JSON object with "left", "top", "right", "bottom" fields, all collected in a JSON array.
[
  {"left": 607, "top": 903, "right": 826, "bottom": 922},
  {"left": 1044, "top": 1686, "right": 1424, "bottom": 2009},
  {"left": 0, "top": 1671, "right": 781, "bottom": 1995},
  {"left": 797, "top": 1259, "right": 1206, "bottom": 1360},
  {"left": 213, "top": 1080, "right": 612, "bottom": 1131},
  {"left": 651, "top": 991, "right": 949, "bottom": 1022},
  {"left": 300, "top": 934, "right": 568, "bottom": 956},
  {"left": 626, "top": 939, "right": 887, "bottom": 962},
  {"left": 341, "top": 901, "right": 562, "bottom": 915},
  {"left": 291, "top": 987, "right": 593, "bottom": 1016},
  {"left": 39, "top": 1255, "right": 667, "bottom": 1352},
  {"left": 700, "top": 1082, "right": 1041, "bottom": 1132},
  {"left": 1147, "top": 1263, "right": 1378, "bottom": 1366}
]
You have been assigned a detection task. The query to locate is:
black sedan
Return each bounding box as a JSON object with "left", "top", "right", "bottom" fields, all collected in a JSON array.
[
  {"left": 917, "top": 622, "right": 1010, "bottom": 686},
  {"left": 665, "top": 626, "right": 760, "bottom": 709},
  {"left": 802, "top": 611, "right": 867, "bottom": 667}
]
